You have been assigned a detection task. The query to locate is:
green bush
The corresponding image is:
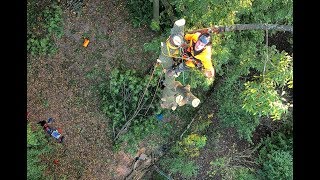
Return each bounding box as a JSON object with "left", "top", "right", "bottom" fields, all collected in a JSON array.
[
  {"left": 150, "top": 19, "right": 161, "bottom": 31},
  {"left": 213, "top": 79, "right": 260, "bottom": 143},
  {"left": 143, "top": 37, "right": 163, "bottom": 55},
  {"left": 240, "top": 48, "right": 293, "bottom": 120},
  {"left": 125, "top": 0, "right": 153, "bottom": 27},
  {"left": 178, "top": 133, "right": 207, "bottom": 158},
  {"left": 99, "top": 68, "right": 169, "bottom": 154},
  {"left": 259, "top": 150, "right": 293, "bottom": 180},
  {"left": 27, "top": 123, "right": 52, "bottom": 179},
  {"left": 256, "top": 132, "right": 293, "bottom": 180},
  {"left": 160, "top": 157, "right": 199, "bottom": 178},
  {"left": 27, "top": 1, "right": 63, "bottom": 56},
  {"left": 118, "top": 116, "right": 172, "bottom": 155},
  {"left": 234, "top": 168, "right": 256, "bottom": 180},
  {"left": 209, "top": 157, "right": 257, "bottom": 180},
  {"left": 159, "top": 133, "right": 206, "bottom": 178}
]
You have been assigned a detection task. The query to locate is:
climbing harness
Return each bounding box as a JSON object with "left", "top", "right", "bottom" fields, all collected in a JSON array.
[{"left": 161, "top": 34, "right": 203, "bottom": 71}]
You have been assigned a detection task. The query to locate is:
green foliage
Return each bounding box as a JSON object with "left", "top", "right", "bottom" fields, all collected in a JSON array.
[
  {"left": 209, "top": 156, "right": 227, "bottom": 177},
  {"left": 143, "top": 37, "right": 163, "bottom": 55},
  {"left": 256, "top": 132, "right": 293, "bottom": 180},
  {"left": 259, "top": 150, "right": 293, "bottom": 180},
  {"left": 237, "top": 0, "right": 293, "bottom": 25},
  {"left": 199, "top": 0, "right": 294, "bottom": 142},
  {"left": 150, "top": 19, "right": 161, "bottom": 31},
  {"left": 99, "top": 68, "right": 167, "bottom": 154},
  {"left": 178, "top": 133, "right": 207, "bottom": 158},
  {"left": 176, "top": 69, "right": 213, "bottom": 92},
  {"left": 159, "top": 133, "right": 206, "bottom": 178},
  {"left": 234, "top": 168, "right": 257, "bottom": 180},
  {"left": 209, "top": 157, "right": 256, "bottom": 180},
  {"left": 125, "top": 0, "right": 153, "bottom": 27},
  {"left": 118, "top": 117, "right": 172, "bottom": 155},
  {"left": 192, "top": 117, "right": 212, "bottom": 133},
  {"left": 27, "top": 1, "right": 63, "bottom": 56},
  {"left": 169, "top": 0, "right": 252, "bottom": 29},
  {"left": 257, "top": 132, "right": 293, "bottom": 164},
  {"left": 213, "top": 80, "right": 260, "bottom": 143},
  {"left": 241, "top": 49, "right": 293, "bottom": 120},
  {"left": 160, "top": 157, "right": 199, "bottom": 178},
  {"left": 27, "top": 123, "right": 52, "bottom": 180}
]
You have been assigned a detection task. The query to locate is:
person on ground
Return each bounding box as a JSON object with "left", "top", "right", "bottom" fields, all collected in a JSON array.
[{"left": 37, "top": 118, "right": 64, "bottom": 143}]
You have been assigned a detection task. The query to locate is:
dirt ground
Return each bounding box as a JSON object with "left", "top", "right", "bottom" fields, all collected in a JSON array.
[
  {"left": 27, "top": 1, "right": 274, "bottom": 179},
  {"left": 27, "top": 0, "right": 156, "bottom": 179}
]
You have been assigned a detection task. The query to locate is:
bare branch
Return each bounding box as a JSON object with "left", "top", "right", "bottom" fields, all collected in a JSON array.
[
  {"left": 180, "top": 117, "right": 196, "bottom": 140},
  {"left": 114, "top": 63, "right": 157, "bottom": 141}
]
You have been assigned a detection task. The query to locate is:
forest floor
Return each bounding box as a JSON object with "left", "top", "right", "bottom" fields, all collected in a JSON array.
[{"left": 27, "top": 0, "right": 273, "bottom": 179}]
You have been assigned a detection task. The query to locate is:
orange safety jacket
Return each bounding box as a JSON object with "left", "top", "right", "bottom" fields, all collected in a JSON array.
[{"left": 184, "top": 32, "right": 214, "bottom": 71}]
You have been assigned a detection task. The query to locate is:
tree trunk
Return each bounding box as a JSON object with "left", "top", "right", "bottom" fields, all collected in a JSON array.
[
  {"left": 153, "top": 0, "right": 159, "bottom": 22},
  {"left": 158, "top": 18, "right": 200, "bottom": 110}
]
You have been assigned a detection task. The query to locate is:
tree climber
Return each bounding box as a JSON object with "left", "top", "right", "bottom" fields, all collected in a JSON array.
[{"left": 167, "top": 29, "right": 215, "bottom": 79}]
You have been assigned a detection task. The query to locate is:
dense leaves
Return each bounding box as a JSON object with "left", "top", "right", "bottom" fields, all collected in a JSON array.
[
  {"left": 27, "top": 124, "right": 53, "bottom": 179},
  {"left": 256, "top": 132, "right": 293, "bottom": 179},
  {"left": 27, "top": 1, "right": 63, "bottom": 56},
  {"left": 159, "top": 133, "right": 206, "bottom": 178},
  {"left": 125, "top": 0, "right": 153, "bottom": 28},
  {"left": 99, "top": 68, "right": 172, "bottom": 154},
  {"left": 103, "top": 0, "right": 293, "bottom": 178}
]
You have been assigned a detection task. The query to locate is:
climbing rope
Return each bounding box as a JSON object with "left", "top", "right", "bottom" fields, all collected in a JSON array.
[
  {"left": 153, "top": 165, "right": 173, "bottom": 180},
  {"left": 144, "top": 65, "right": 164, "bottom": 116}
]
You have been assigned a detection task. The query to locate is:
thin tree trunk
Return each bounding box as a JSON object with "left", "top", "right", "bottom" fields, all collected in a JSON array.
[{"left": 153, "top": 0, "right": 159, "bottom": 22}]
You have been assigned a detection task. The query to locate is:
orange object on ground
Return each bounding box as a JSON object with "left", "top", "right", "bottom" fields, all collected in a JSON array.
[
  {"left": 53, "top": 159, "right": 59, "bottom": 165},
  {"left": 83, "top": 38, "right": 90, "bottom": 47}
]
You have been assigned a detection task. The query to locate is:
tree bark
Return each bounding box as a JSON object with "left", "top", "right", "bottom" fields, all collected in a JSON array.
[
  {"left": 153, "top": 0, "right": 159, "bottom": 22},
  {"left": 158, "top": 18, "right": 200, "bottom": 110},
  {"left": 187, "top": 23, "right": 293, "bottom": 34},
  {"left": 160, "top": 78, "right": 200, "bottom": 110}
]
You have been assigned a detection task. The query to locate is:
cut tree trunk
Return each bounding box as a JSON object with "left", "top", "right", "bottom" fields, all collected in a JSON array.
[{"left": 158, "top": 19, "right": 200, "bottom": 110}]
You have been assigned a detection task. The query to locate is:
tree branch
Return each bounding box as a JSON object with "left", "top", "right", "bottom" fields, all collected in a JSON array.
[
  {"left": 187, "top": 23, "right": 293, "bottom": 34},
  {"left": 180, "top": 117, "right": 196, "bottom": 140},
  {"left": 114, "top": 63, "right": 157, "bottom": 141}
]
